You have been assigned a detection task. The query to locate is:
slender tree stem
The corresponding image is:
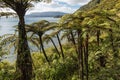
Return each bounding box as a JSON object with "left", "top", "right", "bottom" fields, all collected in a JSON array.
[
  {"left": 97, "top": 30, "right": 100, "bottom": 46},
  {"left": 70, "top": 31, "right": 78, "bottom": 54},
  {"left": 78, "top": 30, "right": 84, "bottom": 80},
  {"left": 50, "top": 38, "right": 60, "bottom": 57},
  {"left": 85, "top": 33, "right": 89, "bottom": 80},
  {"left": 57, "top": 34, "right": 64, "bottom": 58},
  {"left": 39, "top": 34, "right": 50, "bottom": 64}
]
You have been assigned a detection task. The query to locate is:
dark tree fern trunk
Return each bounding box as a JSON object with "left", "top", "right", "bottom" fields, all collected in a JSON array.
[
  {"left": 50, "top": 38, "right": 60, "bottom": 57},
  {"left": 97, "top": 30, "right": 100, "bottom": 46},
  {"left": 38, "top": 34, "right": 50, "bottom": 64},
  {"left": 70, "top": 31, "right": 78, "bottom": 54},
  {"left": 78, "top": 30, "right": 84, "bottom": 80},
  {"left": 2, "top": 1, "right": 33, "bottom": 80},
  {"left": 56, "top": 34, "right": 64, "bottom": 58},
  {"left": 16, "top": 14, "right": 32, "bottom": 80},
  {"left": 85, "top": 33, "right": 89, "bottom": 80}
]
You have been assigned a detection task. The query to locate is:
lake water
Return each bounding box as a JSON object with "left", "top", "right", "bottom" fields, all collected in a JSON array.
[
  {"left": 0, "top": 16, "right": 59, "bottom": 36},
  {"left": 0, "top": 16, "right": 60, "bottom": 62}
]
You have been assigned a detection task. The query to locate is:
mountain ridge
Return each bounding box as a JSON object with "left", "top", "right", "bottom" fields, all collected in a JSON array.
[{"left": 26, "top": 11, "right": 67, "bottom": 17}]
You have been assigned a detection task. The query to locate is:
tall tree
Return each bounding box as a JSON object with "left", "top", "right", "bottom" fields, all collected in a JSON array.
[
  {"left": 0, "top": 0, "right": 51, "bottom": 80},
  {"left": 25, "top": 20, "right": 56, "bottom": 63}
]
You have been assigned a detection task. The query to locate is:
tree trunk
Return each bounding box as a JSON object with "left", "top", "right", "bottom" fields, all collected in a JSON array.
[
  {"left": 70, "top": 31, "right": 76, "bottom": 45},
  {"left": 97, "top": 30, "right": 100, "bottom": 46},
  {"left": 70, "top": 31, "right": 78, "bottom": 53},
  {"left": 50, "top": 38, "right": 60, "bottom": 57},
  {"left": 85, "top": 33, "right": 89, "bottom": 80},
  {"left": 16, "top": 15, "right": 32, "bottom": 80},
  {"left": 78, "top": 30, "right": 84, "bottom": 80},
  {"left": 38, "top": 34, "right": 50, "bottom": 64},
  {"left": 56, "top": 34, "right": 64, "bottom": 58}
]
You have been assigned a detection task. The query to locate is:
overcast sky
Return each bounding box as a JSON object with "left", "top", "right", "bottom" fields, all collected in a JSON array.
[{"left": 1, "top": 0, "right": 90, "bottom": 14}]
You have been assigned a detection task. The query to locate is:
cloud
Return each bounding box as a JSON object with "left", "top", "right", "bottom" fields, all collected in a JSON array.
[
  {"left": 27, "top": 1, "right": 77, "bottom": 14},
  {"left": 1, "top": 0, "right": 90, "bottom": 14},
  {"left": 56, "top": 0, "right": 90, "bottom": 5}
]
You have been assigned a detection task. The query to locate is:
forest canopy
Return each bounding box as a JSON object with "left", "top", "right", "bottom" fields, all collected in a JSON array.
[{"left": 0, "top": 0, "right": 120, "bottom": 80}]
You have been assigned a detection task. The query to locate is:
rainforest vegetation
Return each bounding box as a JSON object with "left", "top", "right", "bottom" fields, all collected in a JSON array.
[{"left": 0, "top": 0, "right": 120, "bottom": 80}]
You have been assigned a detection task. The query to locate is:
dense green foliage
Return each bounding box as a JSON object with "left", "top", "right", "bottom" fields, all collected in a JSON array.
[
  {"left": 0, "top": 44, "right": 120, "bottom": 80},
  {"left": 0, "top": 0, "right": 120, "bottom": 80}
]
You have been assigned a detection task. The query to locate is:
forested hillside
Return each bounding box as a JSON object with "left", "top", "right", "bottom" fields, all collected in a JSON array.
[
  {"left": 77, "top": 0, "right": 101, "bottom": 11},
  {"left": 0, "top": 0, "right": 120, "bottom": 80}
]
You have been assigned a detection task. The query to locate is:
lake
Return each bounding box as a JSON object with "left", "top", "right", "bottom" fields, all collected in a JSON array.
[
  {"left": 0, "top": 16, "right": 59, "bottom": 36},
  {"left": 0, "top": 16, "right": 60, "bottom": 62}
]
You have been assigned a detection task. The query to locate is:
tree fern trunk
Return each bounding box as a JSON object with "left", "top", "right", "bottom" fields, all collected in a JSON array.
[
  {"left": 78, "top": 30, "right": 84, "bottom": 80},
  {"left": 85, "top": 33, "right": 89, "bottom": 80},
  {"left": 50, "top": 38, "right": 60, "bottom": 57},
  {"left": 70, "top": 31, "right": 76, "bottom": 45},
  {"left": 97, "top": 30, "right": 100, "bottom": 46},
  {"left": 70, "top": 31, "right": 78, "bottom": 54},
  {"left": 56, "top": 34, "right": 64, "bottom": 58},
  {"left": 38, "top": 34, "right": 49, "bottom": 64},
  {"left": 16, "top": 14, "right": 32, "bottom": 80}
]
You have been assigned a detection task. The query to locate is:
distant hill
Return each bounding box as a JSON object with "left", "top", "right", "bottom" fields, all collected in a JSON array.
[{"left": 26, "top": 11, "right": 67, "bottom": 17}]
